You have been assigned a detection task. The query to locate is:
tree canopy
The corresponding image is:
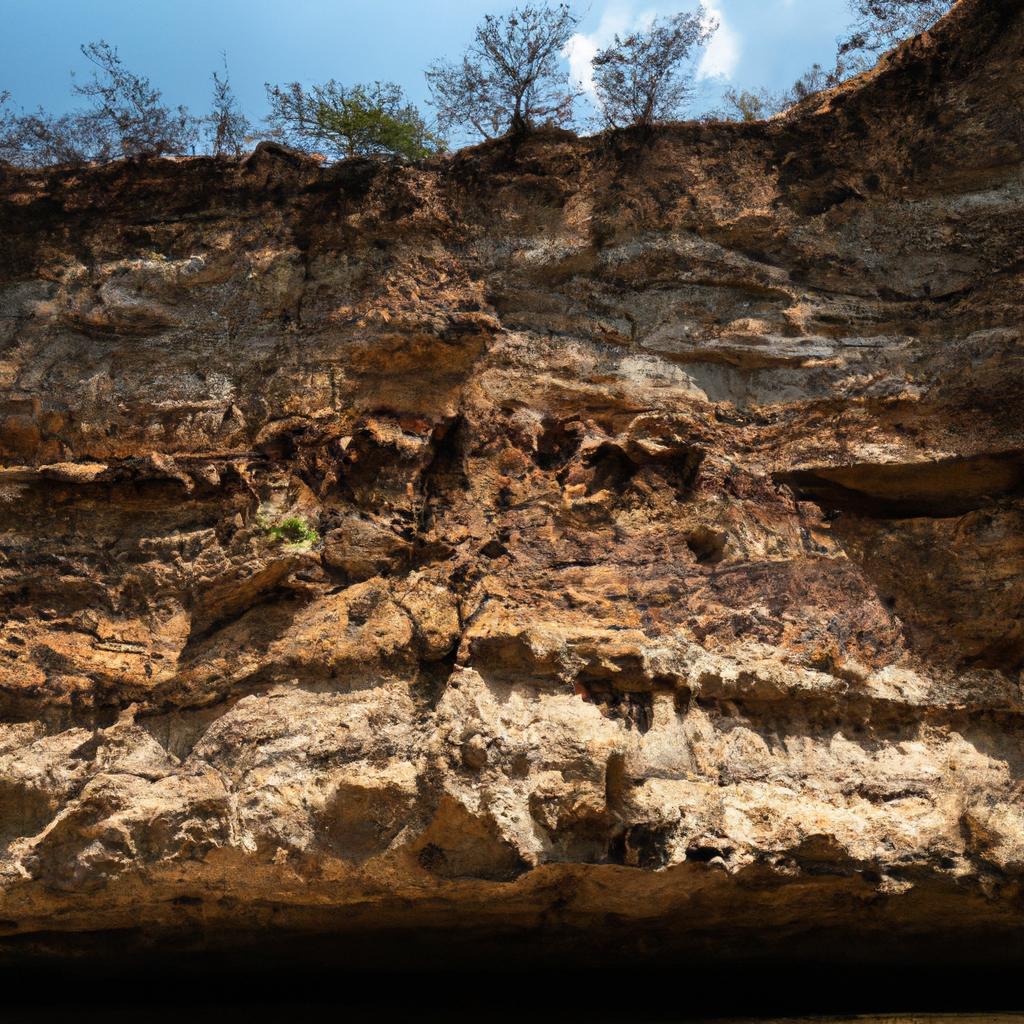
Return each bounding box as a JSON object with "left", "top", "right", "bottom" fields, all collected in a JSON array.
[
  {"left": 426, "top": 3, "right": 580, "bottom": 142},
  {"left": 265, "top": 80, "right": 442, "bottom": 160},
  {"left": 591, "top": 9, "right": 716, "bottom": 129},
  {"left": 0, "top": 0, "right": 964, "bottom": 166}
]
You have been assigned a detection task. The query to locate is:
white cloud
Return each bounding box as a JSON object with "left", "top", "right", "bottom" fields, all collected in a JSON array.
[
  {"left": 564, "top": 30, "right": 600, "bottom": 97},
  {"left": 696, "top": 4, "right": 741, "bottom": 80},
  {"left": 565, "top": 4, "right": 626, "bottom": 97}
]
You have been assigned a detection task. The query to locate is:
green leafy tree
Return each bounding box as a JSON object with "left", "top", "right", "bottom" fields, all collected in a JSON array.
[
  {"left": 265, "top": 80, "right": 442, "bottom": 161},
  {"left": 591, "top": 9, "right": 717, "bottom": 129},
  {"left": 426, "top": 4, "right": 580, "bottom": 142}
]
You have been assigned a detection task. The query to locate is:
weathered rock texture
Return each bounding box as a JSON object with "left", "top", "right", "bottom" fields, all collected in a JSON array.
[{"left": 0, "top": 0, "right": 1022, "bottom": 965}]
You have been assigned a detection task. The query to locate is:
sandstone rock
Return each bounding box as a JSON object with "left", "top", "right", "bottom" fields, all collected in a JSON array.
[
  {"left": 322, "top": 514, "right": 411, "bottom": 581},
  {"left": 0, "top": 0, "right": 1021, "bottom": 968}
]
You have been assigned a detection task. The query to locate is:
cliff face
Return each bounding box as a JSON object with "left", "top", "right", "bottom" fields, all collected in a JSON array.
[{"left": 0, "top": 0, "right": 1022, "bottom": 965}]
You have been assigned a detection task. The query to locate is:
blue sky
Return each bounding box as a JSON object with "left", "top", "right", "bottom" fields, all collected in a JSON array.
[{"left": 2, "top": 0, "right": 853, "bottom": 130}]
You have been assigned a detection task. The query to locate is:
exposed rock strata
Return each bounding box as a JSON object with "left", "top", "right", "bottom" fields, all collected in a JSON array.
[{"left": 0, "top": 0, "right": 1022, "bottom": 964}]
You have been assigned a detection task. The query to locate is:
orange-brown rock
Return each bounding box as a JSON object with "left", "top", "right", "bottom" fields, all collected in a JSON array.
[{"left": 0, "top": 0, "right": 1022, "bottom": 968}]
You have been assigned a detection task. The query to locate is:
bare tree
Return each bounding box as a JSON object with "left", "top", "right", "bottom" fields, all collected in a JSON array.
[
  {"left": 72, "top": 40, "right": 196, "bottom": 158},
  {"left": 205, "top": 54, "right": 251, "bottom": 157},
  {"left": 1, "top": 42, "right": 195, "bottom": 166},
  {"left": 426, "top": 4, "right": 580, "bottom": 142},
  {"left": 838, "top": 0, "right": 954, "bottom": 75},
  {"left": 265, "top": 80, "right": 442, "bottom": 160},
  {"left": 0, "top": 90, "right": 101, "bottom": 166},
  {"left": 591, "top": 9, "right": 717, "bottom": 129},
  {"left": 2, "top": 113, "right": 98, "bottom": 165}
]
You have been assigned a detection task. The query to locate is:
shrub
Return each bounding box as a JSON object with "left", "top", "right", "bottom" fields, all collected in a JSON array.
[
  {"left": 718, "top": 87, "right": 784, "bottom": 122},
  {"left": 265, "top": 79, "right": 442, "bottom": 161},
  {"left": 262, "top": 515, "right": 319, "bottom": 547},
  {"left": 716, "top": 65, "right": 840, "bottom": 123}
]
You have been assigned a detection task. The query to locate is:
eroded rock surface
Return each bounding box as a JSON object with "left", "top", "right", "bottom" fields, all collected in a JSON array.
[{"left": 0, "top": 0, "right": 1022, "bottom": 964}]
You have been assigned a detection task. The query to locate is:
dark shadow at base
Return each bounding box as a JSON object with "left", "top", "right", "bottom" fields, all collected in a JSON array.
[{"left": 0, "top": 927, "right": 1022, "bottom": 1020}]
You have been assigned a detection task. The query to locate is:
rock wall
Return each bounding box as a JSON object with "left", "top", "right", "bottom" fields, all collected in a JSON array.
[{"left": 0, "top": 0, "right": 1022, "bottom": 965}]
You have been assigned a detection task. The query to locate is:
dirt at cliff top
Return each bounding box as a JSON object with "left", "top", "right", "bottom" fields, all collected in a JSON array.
[{"left": 0, "top": 0, "right": 1021, "bottom": 968}]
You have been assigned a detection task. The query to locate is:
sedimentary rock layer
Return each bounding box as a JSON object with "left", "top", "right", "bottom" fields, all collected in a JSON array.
[{"left": 0, "top": 0, "right": 1021, "bottom": 964}]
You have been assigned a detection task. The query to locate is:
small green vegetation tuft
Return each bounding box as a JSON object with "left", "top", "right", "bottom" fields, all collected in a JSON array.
[{"left": 262, "top": 515, "right": 319, "bottom": 547}]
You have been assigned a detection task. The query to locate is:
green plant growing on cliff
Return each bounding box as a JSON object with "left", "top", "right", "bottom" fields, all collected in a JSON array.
[
  {"left": 425, "top": 4, "right": 580, "bottom": 142},
  {"left": 590, "top": 8, "right": 717, "bottom": 129},
  {"left": 265, "top": 80, "right": 442, "bottom": 160},
  {"left": 262, "top": 515, "right": 320, "bottom": 548}
]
